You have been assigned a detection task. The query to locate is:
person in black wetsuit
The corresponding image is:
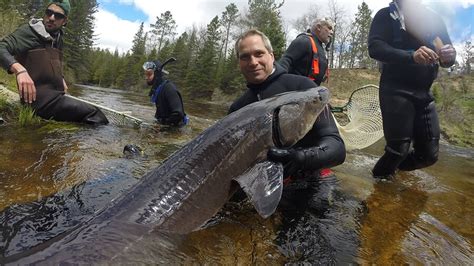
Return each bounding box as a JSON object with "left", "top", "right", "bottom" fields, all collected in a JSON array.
[
  {"left": 229, "top": 29, "right": 345, "bottom": 184},
  {"left": 368, "top": 0, "right": 456, "bottom": 178},
  {"left": 229, "top": 30, "right": 346, "bottom": 261},
  {"left": 279, "top": 17, "right": 334, "bottom": 86},
  {"left": 143, "top": 59, "right": 188, "bottom": 127},
  {"left": 0, "top": 0, "right": 108, "bottom": 125}
]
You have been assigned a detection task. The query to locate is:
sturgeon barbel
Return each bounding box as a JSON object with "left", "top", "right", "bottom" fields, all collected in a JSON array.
[{"left": 10, "top": 87, "right": 329, "bottom": 264}]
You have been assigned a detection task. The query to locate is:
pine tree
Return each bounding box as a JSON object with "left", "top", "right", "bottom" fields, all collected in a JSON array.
[
  {"left": 220, "top": 3, "right": 239, "bottom": 60},
  {"left": 244, "top": 0, "right": 286, "bottom": 59},
  {"left": 150, "top": 11, "right": 177, "bottom": 53},
  {"left": 462, "top": 40, "right": 472, "bottom": 74},
  {"left": 62, "top": 0, "right": 98, "bottom": 82},
  {"left": 348, "top": 2, "right": 373, "bottom": 68},
  {"left": 220, "top": 49, "right": 245, "bottom": 94},
  {"left": 131, "top": 22, "right": 146, "bottom": 56},
  {"left": 167, "top": 32, "right": 190, "bottom": 88},
  {"left": 186, "top": 16, "right": 221, "bottom": 98}
]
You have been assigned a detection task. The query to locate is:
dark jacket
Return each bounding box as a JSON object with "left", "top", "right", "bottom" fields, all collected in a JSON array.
[
  {"left": 229, "top": 63, "right": 345, "bottom": 172},
  {"left": 368, "top": 6, "right": 452, "bottom": 89},
  {"left": 278, "top": 32, "right": 328, "bottom": 86},
  {"left": 0, "top": 19, "right": 63, "bottom": 72},
  {"left": 151, "top": 80, "right": 186, "bottom": 126}
]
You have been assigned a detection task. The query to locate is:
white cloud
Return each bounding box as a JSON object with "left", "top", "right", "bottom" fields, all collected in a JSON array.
[
  {"left": 94, "top": 0, "right": 388, "bottom": 52},
  {"left": 94, "top": 8, "right": 144, "bottom": 53},
  {"left": 93, "top": 0, "right": 471, "bottom": 53}
]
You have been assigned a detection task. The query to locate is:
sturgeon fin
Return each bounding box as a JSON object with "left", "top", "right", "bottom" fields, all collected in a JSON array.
[{"left": 233, "top": 161, "right": 284, "bottom": 218}]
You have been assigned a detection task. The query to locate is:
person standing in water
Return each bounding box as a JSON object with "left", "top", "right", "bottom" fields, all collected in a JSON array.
[
  {"left": 368, "top": 0, "right": 456, "bottom": 179},
  {"left": 229, "top": 29, "right": 345, "bottom": 187},
  {"left": 143, "top": 59, "right": 188, "bottom": 127}
]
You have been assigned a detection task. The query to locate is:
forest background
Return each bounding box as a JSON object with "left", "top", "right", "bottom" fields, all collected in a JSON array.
[{"left": 0, "top": 0, "right": 472, "bottom": 147}]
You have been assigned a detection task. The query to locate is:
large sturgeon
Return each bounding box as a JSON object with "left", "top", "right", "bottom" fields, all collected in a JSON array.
[{"left": 9, "top": 87, "right": 329, "bottom": 264}]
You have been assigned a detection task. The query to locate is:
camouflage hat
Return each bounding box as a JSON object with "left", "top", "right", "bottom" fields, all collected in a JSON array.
[{"left": 48, "top": 0, "right": 71, "bottom": 16}]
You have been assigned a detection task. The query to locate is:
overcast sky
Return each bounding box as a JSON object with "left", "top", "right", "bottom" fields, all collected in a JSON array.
[{"left": 94, "top": 0, "right": 473, "bottom": 57}]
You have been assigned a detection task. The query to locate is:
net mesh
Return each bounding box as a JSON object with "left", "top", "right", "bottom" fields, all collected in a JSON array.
[
  {"left": 98, "top": 108, "right": 143, "bottom": 128},
  {"left": 64, "top": 95, "right": 144, "bottom": 128},
  {"left": 333, "top": 84, "right": 384, "bottom": 151}
]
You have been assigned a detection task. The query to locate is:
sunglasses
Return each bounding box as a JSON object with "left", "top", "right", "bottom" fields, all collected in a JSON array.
[{"left": 45, "top": 9, "right": 66, "bottom": 20}]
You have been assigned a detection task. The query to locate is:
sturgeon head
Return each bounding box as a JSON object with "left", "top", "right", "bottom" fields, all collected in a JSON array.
[
  {"left": 269, "top": 87, "right": 330, "bottom": 148},
  {"left": 232, "top": 87, "right": 329, "bottom": 218}
]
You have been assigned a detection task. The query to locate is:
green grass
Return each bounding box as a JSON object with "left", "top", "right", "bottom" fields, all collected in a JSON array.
[
  {"left": 0, "top": 69, "right": 17, "bottom": 89},
  {"left": 18, "top": 105, "right": 42, "bottom": 127},
  {"left": 433, "top": 73, "right": 474, "bottom": 147}
]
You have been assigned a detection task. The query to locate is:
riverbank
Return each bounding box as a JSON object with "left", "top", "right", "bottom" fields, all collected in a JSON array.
[{"left": 1, "top": 70, "right": 473, "bottom": 148}]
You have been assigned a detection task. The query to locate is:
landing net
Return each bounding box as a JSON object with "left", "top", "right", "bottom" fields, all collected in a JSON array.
[{"left": 332, "top": 84, "right": 384, "bottom": 151}]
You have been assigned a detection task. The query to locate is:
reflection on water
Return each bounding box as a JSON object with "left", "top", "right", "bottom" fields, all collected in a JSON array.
[
  {"left": 337, "top": 141, "right": 474, "bottom": 264},
  {"left": 0, "top": 85, "right": 473, "bottom": 263}
]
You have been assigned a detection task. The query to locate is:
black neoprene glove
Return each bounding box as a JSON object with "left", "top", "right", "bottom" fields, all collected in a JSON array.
[{"left": 267, "top": 147, "right": 306, "bottom": 177}]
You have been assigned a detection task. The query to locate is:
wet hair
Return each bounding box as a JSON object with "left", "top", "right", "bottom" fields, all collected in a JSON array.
[
  {"left": 310, "top": 17, "right": 335, "bottom": 33},
  {"left": 235, "top": 29, "right": 273, "bottom": 58}
]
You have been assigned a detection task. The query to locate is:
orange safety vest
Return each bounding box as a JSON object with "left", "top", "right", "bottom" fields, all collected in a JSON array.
[{"left": 306, "top": 33, "right": 329, "bottom": 83}]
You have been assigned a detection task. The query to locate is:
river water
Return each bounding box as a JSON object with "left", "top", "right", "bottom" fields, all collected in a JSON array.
[{"left": 0, "top": 85, "right": 472, "bottom": 264}]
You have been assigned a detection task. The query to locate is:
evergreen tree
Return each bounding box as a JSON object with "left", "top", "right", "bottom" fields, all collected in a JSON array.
[
  {"left": 220, "top": 49, "right": 245, "bottom": 94},
  {"left": 150, "top": 11, "right": 177, "bottom": 53},
  {"left": 215, "top": 3, "right": 239, "bottom": 86},
  {"left": 167, "top": 32, "right": 190, "bottom": 88},
  {"left": 124, "top": 22, "right": 148, "bottom": 90},
  {"left": 157, "top": 40, "right": 174, "bottom": 62},
  {"left": 348, "top": 2, "right": 373, "bottom": 68},
  {"left": 182, "top": 26, "right": 201, "bottom": 88},
  {"left": 186, "top": 16, "right": 221, "bottom": 98},
  {"left": 88, "top": 48, "right": 118, "bottom": 88},
  {"left": 115, "top": 53, "right": 137, "bottom": 89},
  {"left": 220, "top": 3, "right": 239, "bottom": 59},
  {"left": 462, "top": 40, "right": 472, "bottom": 74},
  {"left": 62, "top": 0, "right": 98, "bottom": 82},
  {"left": 244, "top": 0, "right": 286, "bottom": 59},
  {"left": 131, "top": 22, "right": 146, "bottom": 56}
]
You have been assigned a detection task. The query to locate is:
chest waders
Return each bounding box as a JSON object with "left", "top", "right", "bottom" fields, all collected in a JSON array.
[{"left": 18, "top": 47, "right": 108, "bottom": 125}]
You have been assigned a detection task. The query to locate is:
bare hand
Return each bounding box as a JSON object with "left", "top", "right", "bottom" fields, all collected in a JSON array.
[
  {"left": 438, "top": 44, "right": 456, "bottom": 66},
  {"left": 16, "top": 71, "right": 36, "bottom": 103},
  {"left": 413, "top": 46, "right": 439, "bottom": 65}
]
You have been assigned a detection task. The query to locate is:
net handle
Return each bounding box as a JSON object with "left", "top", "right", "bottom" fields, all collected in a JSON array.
[{"left": 330, "top": 84, "right": 379, "bottom": 113}]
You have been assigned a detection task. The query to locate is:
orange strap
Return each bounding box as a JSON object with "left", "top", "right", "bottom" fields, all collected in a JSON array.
[
  {"left": 307, "top": 34, "right": 329, "bottom": 83},
  {"left": 308, "top": 36, "right": 320, "bottom": 79}
]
